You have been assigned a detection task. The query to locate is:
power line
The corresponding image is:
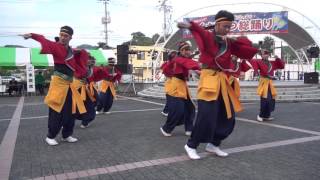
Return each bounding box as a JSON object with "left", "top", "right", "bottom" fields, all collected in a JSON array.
[{"left": 0, "top": 25, "right": 103, "bottom": 29}]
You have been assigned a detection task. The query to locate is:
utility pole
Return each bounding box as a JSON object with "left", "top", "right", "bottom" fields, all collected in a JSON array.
[
  {"left": 99, "top": 0, "right": 110, "bottom": 46},
  {"left": 158, "top": 0, "right": 172, "bottom": 42}
]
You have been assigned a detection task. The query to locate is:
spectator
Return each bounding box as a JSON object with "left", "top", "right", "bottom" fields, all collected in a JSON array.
[
  {"left": 8, "top": 78, "right": 21, "bottom": 96},
  {"left": 35, "top": 71, "right": 45, "bottom": 95}
]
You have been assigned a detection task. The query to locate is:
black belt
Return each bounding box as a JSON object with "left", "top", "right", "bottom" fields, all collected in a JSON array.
[
  {"left": 201, "top": 64, "right": 221, "bottom": 71},
  {"left": 103, "top": 78, "right": 113, "bottom": 82},
  {"left": 261, "top": 76, "right": 271, "bottom": 79},
  {"left": 173, "top": 75, "right": 185, "bottom": 81},
  {"left": 53, "top": 71, "right": 73, "bottom": 82}
]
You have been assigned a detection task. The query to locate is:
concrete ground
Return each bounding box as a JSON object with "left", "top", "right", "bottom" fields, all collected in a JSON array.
[{"left": 0, "top": 95, "right": 319, "bottom": 180}]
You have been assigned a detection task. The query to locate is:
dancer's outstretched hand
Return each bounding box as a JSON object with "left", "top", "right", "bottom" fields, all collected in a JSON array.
[
  {"left": 177, "top": 22, "right": 191, "bottom": 29},
  {"left": 19, "top": 33, "right": 32, "bottom": 40}
]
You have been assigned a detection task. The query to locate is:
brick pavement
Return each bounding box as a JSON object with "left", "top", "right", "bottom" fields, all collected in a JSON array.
[{"left": 0, "top": 96, "right": 319, "bottom": 180}]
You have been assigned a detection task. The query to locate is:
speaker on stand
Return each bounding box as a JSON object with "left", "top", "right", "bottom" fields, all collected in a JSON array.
[{"left": 116, "top": 45, "right": 136, "bottom": 94}]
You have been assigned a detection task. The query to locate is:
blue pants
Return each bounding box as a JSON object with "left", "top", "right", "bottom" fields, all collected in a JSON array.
[
  {"left": 162, "top": 95, "right": 195, "bottom": 133},
  {"left": 187, "top": 94, "right": 235, "bottom": 149},
  {"left": 96, "top": 88, "right": 114, "bottom": 112},
  {"left": 259, "top": 86, "right": 275, "bottom": 118},
  {"left": 74, "top": 90, "right": 98, "bottom": 126},
  {"left": 162, "top": 94, "right": 169, "bottom": 113},
  {"left": 47, "top": 89, "right": 75, "bottom": 139}
]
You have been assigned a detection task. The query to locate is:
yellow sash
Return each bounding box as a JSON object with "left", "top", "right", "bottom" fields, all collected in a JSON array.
[
  {"left": 197, "top": 69, "right": 242, "bottom": 118},
  {"left": 164, "top": 78, "right": 172, "bottom": 94},
  {"left": 72, "top": 78, "right": 87, "bottom": 101},
  {"left": 257, "top": 77, "right": 277, "bottom": 99},
  {"left": 100, "top": 80, "right": 117, "bottom": 99},
  {"left": 86, "top": 82, "right": 97, "bottom": 102},
  {"left": 71, "top": 78, "right": 88, "bottom": 114},
  {"left": 166, "top": 77, "right": 191, "bottom": 100},
  {"left": 229, "top": 76, "right": 241, "bottom": 98},
  {"left": 45, "top": 75, "right": 86, "bottom": 114}
]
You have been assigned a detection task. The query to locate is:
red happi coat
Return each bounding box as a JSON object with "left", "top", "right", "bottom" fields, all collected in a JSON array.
[
  {"left": 99, "top": 66, "right": 122, "bottom": 98},
  {"left": 188, "top": 21, "right": 258, "bottom": 118},
  {"left": 249, "top": 58, "right": 285, "bottom": 99},
  {"left": 31, "top": 33, "right": 87, "bottom": 113},
  {"left": 165, "top": 56, "right": 200, "bottom": 99},
  {"left": 189, "top": 22, "right": 258, "bottom": 71},
  {"left": 31, "top": 33, "right": 78, "bottom": 72},
  {"left": 249, "top": 58, "right": 285, "bottom": 78}
]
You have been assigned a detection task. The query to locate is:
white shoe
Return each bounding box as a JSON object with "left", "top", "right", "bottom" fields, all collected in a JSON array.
[
  {"left": 184, "top": 145, "right": 200, "bottom": 160},
  {"left": 104, "top": 111, "right": 111, "bottom": 114},
  {"left": 205, "top": 143, "right": 228, "bottom": 157},
  {"left": 185, "top": 131, "right": 192, "bottom": 136},
  {"left": 160, "top": 127, "right": 172, "bottom": 137},
  {"left": 45, "top": 137, "right": 58, "bottom": 146},
  {"left": 80, "top": 124, "right": 89, "bottom": 129},
  {"left": 161, "top": 111, "right": 168, "bottom": 117},
  {"left": 62, "top": 136, "right": 78, "bottom": 143},
  {"left": 96, "top": 111, "right": 102, "bottom": 115},
  {"left": 257, "top": 115, "right": 264, "bottom": 122},
  {"left": 264, "top": 117, "right": 274, "bottom": 121}
]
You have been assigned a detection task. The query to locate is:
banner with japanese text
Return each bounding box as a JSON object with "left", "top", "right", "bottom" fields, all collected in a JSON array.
[{"left": 183, "top": 11, "right": 288, "bottom": 38}]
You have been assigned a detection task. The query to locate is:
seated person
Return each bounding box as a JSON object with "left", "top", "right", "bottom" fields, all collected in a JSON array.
[{"left": 8, "top": 78, "right": 22, "bottom": 96}]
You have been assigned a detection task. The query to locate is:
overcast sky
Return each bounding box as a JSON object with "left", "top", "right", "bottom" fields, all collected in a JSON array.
[{"left": 0, "top": 0, "right": 319, "bottom": 48}]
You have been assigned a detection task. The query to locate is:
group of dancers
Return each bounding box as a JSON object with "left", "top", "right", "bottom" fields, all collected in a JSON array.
[
  {"left": 160, "top": 10, "right": 285, "bottom": 160},
  {"left": 21, "top": 10, "right": 285, "bottom": 161},
  {"left": 22, "top": 26, "right": 122, "bottom": 146}
]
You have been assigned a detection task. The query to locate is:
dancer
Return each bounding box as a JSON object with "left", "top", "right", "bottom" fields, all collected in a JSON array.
[
  {"left": 73, "top": 55, "right": 99, "bottom": 128},
  {"left": 228, "top": 55, "right": 252, "bottom": 98},
  {"left": 160, "top": 41, "right": 200, "bottom": 137},
  {"left": 249, "top": 50, "right": 285, "bottom": 122},
  {"left": 178, "top": 10, "right": 258, "bottom": 159},
  {"left": 160, "top": 50, "right": 177, "bottom": 117},
  {"left": 22, "top": 26, "right": 87, "bottom": 145},
  {"left": 96, "top": 57, "right": 122, "bottom": 114}
]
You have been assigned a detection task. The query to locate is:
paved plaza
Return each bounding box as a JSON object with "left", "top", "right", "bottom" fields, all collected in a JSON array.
[{"left": 0, "top": 95, "right": 320, "bottom": 180}]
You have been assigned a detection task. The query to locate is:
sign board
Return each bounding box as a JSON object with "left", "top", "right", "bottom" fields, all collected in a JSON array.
[
  {"left": 183, "top": 11, "right": 288, "bottom": 38},
  {"left": 26, "top": 64, "right": 35, "bottom": 92}
]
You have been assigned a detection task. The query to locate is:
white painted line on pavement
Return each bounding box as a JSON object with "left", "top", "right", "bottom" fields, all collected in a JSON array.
[
  {"left": 104, "top": 108, "right": 162, "bottom": 114},
  {"left": 0, "top": 97, "right": 24, "bottom": 180},
  {"left": 0, "top": 108, "right": 163, "bottom": 121},
  {"left": 236, "top": 117, "right": 320, "bottom": 136},
  {"left": 29, "top": 135, "right": 320, "bottom": 180},
  {"left": 118, "top": 95, "right": 165, "bottom": 106}
]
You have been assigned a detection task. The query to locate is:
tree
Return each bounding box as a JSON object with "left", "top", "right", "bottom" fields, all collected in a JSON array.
[
  {"left": 122, "top": 32, "right": 154, "bottom": 46},
  {"left": 151, "top": 33, "right": 161, "bottom": 44},
  {"left": 261, "top": 36, "right": 275, "bottom": 53},
  {"left": 281, "top": 46, "right": 298, "bottom": 63},
  {"left": 76, "top": 44, "right": 97, "bottom": 50},
  {"left": 96, "top": 42, "right": 113, "bottom": 49}
]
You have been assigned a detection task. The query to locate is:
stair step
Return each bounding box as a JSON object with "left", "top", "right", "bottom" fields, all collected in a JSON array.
[{"left": 138, "top": 83, "right": 320, "bottom": 102}]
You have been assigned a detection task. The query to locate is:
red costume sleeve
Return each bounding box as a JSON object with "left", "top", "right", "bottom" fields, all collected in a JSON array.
[
  {"left": 88, "top": 67, "right": 109, "bottom": 82},
  {"left": 230, "top": 37, "right": 258, "bottom": 60},
  {"left": 160, "top": 62, "right": 167, "bottom": 70},
  {"left": 248, "top": 59, "right": 260, "bottom": 75},
  {"left": 272, "top": 58, "right": 285, "bottom": 69},
  {"left": 113, "top": 68, "right": 122, "bottom": 82},
  {"left": 189, "top": 22, "right": 217, "bottom": 66},
  {"left": 189, "top": 22, "right": 214, "bottom": 53},
  {"left": 73, "top": 50, "right": 89, "bottom": 79},
  {"left": 31, "top": 33, "right": 57, "bottom": 55},
  {"left": 31, "top": 33, "right": 77, "bottom": 70},
  {"left": 240, "top": 60, "right": 251, "bottom": 72},
  {"left": 161, "top": 62, "right": 172, "bottom": 77},
  {"left": 174, "top": 57, "right": 200, "bottom": 71}
]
